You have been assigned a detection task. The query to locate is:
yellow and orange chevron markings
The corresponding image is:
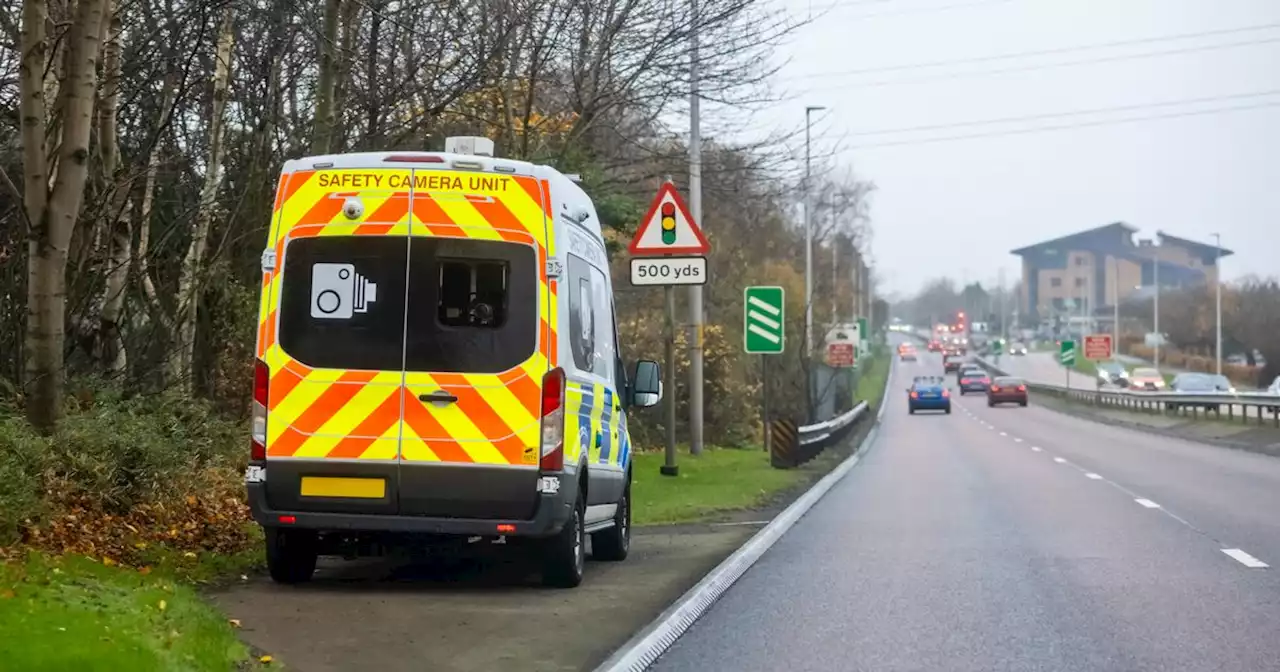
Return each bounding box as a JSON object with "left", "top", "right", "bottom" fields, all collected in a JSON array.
[{"left": 254, "top": 167, "right": 557, "bottom": 466}]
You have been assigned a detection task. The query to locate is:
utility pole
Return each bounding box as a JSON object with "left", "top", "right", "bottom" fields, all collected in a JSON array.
[
  {"left": 687, "top": 0, "right": 704, "bottom": 455},
  {"left": 1112, "top": 256, "right": 1119, "bottom": 355},
  {"left": 831, "top": 237, "right": 838, "bottom": 326},
  {"left": 999, "top": 267, "right": 1007, "bottom": 344},
  {"left": 1153, "top": 251, "right": 1160, "bottom": 368},
  {"left": 803, "top": 104, "right": 824, "bottom": 421},
  {"left": 1212, "top": 233, "right": 1222, "bottom": 375}
]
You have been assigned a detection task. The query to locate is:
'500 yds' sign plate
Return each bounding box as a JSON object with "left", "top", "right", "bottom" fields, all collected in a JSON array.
[{"left": 630, "top": 256, "right": 707, "bottom": 286}]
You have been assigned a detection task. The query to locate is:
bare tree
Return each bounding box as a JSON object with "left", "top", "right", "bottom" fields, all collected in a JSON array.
[{"left": 20, "top": 0, "right": 109, "bottom": 432}]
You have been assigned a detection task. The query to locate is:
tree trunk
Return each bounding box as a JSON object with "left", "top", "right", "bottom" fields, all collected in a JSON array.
[
  {"left": 23, "top": 0, "right": 108, "bottom": 433},
  {"left": 311, "top": 0, "right": 340, "bottom": 154},
  {"left": 169, "top": 8, "right": 233, "bottom": 394},
  {"left": 92, "top": 0, "right": 130, "bottom": 376},
  {"left": 135, "top": 69, "right": 178, "bottom": 330}
]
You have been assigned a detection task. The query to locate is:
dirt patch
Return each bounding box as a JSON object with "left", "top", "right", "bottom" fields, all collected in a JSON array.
[{"left": 211, "top": 417, "right": 880, "bottom": 672}]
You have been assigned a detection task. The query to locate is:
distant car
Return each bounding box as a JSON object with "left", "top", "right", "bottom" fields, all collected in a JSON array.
[
  {"left": 908, "top": 375, "right": 952, "bottom": 414},
  {"left": 1095, "top": 361, "right": 1130, "bottom": 388},
  {"left": 927, "top": 340, "right": 942, "bottom": 352},
  {"left": 958, "top": 368, "right": 991, "bottom": 394},
  {"left": 1128, "top": 367, "right": 1165, "bottom": 391},
  {"left": 1008, "top": 341, "right": 1028, "bottom": 356},
  {"left": 899, "top": 346, "right": 918, "bottom": 362},
  {"left": 987, "top": 376, "right": 1028, "bottom": 407},
  {"left": 943, "top": 355, "right": 963, "bottom": 373},
  {"left": 1167, "top": 373, "right": 1233, "bottom": 412}
]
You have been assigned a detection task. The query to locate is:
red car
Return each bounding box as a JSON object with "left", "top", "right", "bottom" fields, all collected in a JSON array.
[
  {"left": 987, "top": 376, "right": 1028, "bottom": 407},
  {"left": 927, "top": 340, "right": 942, "bottom": 352}
]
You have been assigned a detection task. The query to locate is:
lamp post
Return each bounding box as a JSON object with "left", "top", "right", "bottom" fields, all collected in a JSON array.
[
  {"left": 803, "top": 104, "right": 824, "bottom": 421},
  {"left": 1212, "top": 233, "right": 1222, "bottom": 375}
]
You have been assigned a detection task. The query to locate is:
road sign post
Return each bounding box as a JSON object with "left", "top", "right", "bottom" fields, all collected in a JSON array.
[
  {"left": 746, "top": 286, "right": 784, "bottom": 451},
  {"left": 630, "top": 181, "right": 711, "bottom": 474},
  {"left": 1060, "top": 339, "right": 1076, "bottom": 388}
]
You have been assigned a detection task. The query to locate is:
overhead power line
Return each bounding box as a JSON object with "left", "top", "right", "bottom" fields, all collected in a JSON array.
[
  {"left": 795, "top": 35, "right": 1280, "bottom": 89},
  {"left": 806, "top": 0, "right": 1016, "bottom": 19},
  {"left": 847, "top": 89, "right": 1280, "bottom": 137},
  {"left": 848, "top": 100, "right": 1280, "bottom": 150},
  {"left": 792, "top": 21, "right": 1280, "bottom": 80}
]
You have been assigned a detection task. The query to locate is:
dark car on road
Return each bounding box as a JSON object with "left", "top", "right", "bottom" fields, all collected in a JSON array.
[
  {"left": 908, "top": 375, "right": 952, "bottom": 415},
  {"left": 943, "top": 354, "right": 963, "bottom": 374},
  {"left": 1095, "top": 361, "right": 1130, "bottom": 388},
  {"left": 987, "top": 376, "right": 1028, "bottom": 407},
  {"left": 958, "top": 368, "right": 991, "bottom": 394},
  {"left": 1166, "top": 373, "right": 1233, "bottom": 412}
]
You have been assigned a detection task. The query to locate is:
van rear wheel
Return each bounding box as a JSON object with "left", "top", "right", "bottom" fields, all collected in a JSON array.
[
  {"left": 265, "top": 527, "right": 318, "bottom": 585},
  {"left": 592, "top": 479, "right": 630, "bottom": 561},
  {"left": 542, "top": 495, "right": 585, "bottom": 588}
]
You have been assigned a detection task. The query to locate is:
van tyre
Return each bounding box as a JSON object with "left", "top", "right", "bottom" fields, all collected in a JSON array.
[
  {"left": 542, "top": 495, "right": 585, "bottom": 588},
  {"left": 592, "top": 479, "right": 630, "bottom": 561},
  {"left": 265, "top": 527, "right": 318, "bottom": 585}
]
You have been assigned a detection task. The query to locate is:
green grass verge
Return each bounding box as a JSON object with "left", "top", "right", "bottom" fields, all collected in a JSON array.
[
  {"left": 631, "top": 352, "right": 890, "bottom": 527},
  {"left": 0, "top": 552, "right": 276, "bottom": 671},
  {"left": 630, "top": 447, "right": 804, "bottom": 526}
]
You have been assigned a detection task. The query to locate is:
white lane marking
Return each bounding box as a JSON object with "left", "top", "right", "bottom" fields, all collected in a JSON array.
[
  {"left": 710, "top": 520, "right": 771, "bottom": 527},
  {"left": 999, "top": 431, "right": 1007, "bottom": 436},
  {"left": 1221, "top": 549, "right": 1269, "bottom": 568},
  {"left": 1085, "top": 472, "right": 1103, "bottom": 480},
  {"left": 1031, "top": 446, "right": 1042, "bottom": 452},
  {"left": 1135, "top": 498, "right": 1161, "bottom": 509},
  {"left": 1013, "top": 437, "right": 1023, "bottom": 443},
  {"left": 1053, "top": 457, "right": 1067, "bottom": 464}
]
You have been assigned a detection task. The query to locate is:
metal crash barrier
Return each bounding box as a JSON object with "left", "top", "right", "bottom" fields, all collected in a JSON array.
[
  {"left": 770, "top": 401, "right": 870, "bottom": 469},
  {"left": 971, "top": 358, "right": 1280, "bottom": 428}
]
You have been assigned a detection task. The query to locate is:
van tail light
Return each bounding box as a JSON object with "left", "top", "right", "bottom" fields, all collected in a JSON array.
[
  {"left": 251, "top": 358, "right": 268, "bottom": 461},
  {"left": 539, "top": 367, "right": 566, "bottom": 472}
]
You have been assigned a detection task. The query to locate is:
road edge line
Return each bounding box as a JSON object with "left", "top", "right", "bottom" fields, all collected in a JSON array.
[{"left": 593, "top": 355, "right": 893, "bottom": 672}]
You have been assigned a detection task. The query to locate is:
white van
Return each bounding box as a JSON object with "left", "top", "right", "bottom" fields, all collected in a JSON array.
[{"left": 246, "top": 136, "right": 662, "bottom": 588}]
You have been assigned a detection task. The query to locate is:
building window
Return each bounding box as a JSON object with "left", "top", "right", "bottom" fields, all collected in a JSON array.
[
  {"left": 1050, "top": 277, "right": 1062, "bottom": 288},
  {"left": 1075, "top": 256, "right": 1088, "bottom": 266},
  {"left": 1074, "top": 277, "right": 1086, "bottom": 288}
]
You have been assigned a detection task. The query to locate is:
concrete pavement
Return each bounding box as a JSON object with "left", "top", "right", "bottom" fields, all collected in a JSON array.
[{"left": 650, "top": 349, "right": 1280, "bottom": 672}]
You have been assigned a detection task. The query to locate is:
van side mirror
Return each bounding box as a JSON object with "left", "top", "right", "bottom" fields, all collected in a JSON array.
[{"left": 631, "top": 360, "right": 661, "bottom": 408}]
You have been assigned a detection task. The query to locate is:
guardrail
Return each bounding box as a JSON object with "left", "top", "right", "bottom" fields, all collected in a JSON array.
[
  {"left": 971, "top": 357, "right": 1280, "bottom": 428},
  {"left": 770, "top": 401, "right": 870, "bottom": 469}
]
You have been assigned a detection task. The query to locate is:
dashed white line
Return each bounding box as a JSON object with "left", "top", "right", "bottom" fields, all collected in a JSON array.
[
  {"left": 1013, "top": 437, "right": 1023, "bottom": 443},
  {"left": 999, "top": 431, "right": 1007, "bottom": 436},
  {"left": 1221, "top": 549, "right": 1269, "bottom": 568},
  {"left": 1135, "top": 498, "right": 1161, "bottom": 509},
  {"left": 1053, "top": 457, "right": 1067, "bottom": 464},
  {"left": 1085, "top": 473, "right": 1103, "bottom": 480},
  {"left": 1031, "top": 446, "right": 1042, "bottom": 452}
]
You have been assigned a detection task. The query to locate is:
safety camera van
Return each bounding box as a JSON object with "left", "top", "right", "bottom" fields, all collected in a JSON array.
[{"left": 246, "top": 136, "right": 663, "bottom": 588}]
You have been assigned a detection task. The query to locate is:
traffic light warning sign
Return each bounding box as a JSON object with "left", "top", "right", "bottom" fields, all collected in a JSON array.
[{"left": 629, "top": 182, "right": 711, "bottom": 256}]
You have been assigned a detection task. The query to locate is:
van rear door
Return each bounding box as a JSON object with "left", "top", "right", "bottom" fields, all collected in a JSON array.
[
  {"left": 258, "top": 166, "right": 413, "bottom": 516},
  {"left": 398, "top": 170, "right": 553, "bottom": 520}
]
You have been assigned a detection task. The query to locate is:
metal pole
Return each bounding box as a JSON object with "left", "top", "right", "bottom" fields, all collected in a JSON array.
[
  {"left": 762, "top": 354, "right": 770, "bottom": 453},
  {"left": 687, "top": 0, "right": 705, "bottom": 456},
  {"left": 803, "top": 105, "right": 824, "bottom": 422},
  {"left": 661, "top": 285, "right": 678, "bottom": 477},
  {"left": 1213, "top": 233, "right": 1222, "bottom": 375},
  {"left": 832, "top": 240, "right": 838, "bottom": 325},
  {"left": 1112, "top": 256, "right": 1119, "bottom": 355},
  {"left": 1153, "top": 252, "right": 1160, "bottom": 368},
  {"left": 999, "top": 267, "right": 1007, "bottom": 344}
]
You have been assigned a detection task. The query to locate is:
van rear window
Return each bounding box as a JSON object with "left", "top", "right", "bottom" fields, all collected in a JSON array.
[
  {"left": 404, "top": 237, "right": 537, "bottom": 373},
  {"left": 275, "top": 236, "right": 538, "bottom": 373}
]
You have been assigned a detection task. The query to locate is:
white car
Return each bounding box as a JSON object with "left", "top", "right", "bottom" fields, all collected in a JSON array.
[{"left": 1008, "top": 342, "right": 1028, "bottom": 356}]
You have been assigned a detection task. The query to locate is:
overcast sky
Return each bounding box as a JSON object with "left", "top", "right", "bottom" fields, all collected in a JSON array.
[{"left": 751, "top": 0, "right": 1280, "bottom": 298}]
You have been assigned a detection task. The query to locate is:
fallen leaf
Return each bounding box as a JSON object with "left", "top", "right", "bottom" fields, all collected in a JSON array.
[
  {"left": 186, "top": 495, "right": 197, "bottom": 506},
  {"left": 138, "top": 566, "right": 152, "bottom": 575},
  {"left": 1, "top": 590, "right": 15, "bottom": 599},
  {"left": 182, "top": 552, "right": 196, "bottom": 559},
  {"left": 229, "top": 619, "right": 242, "bottom": 628},
  {"left": 102, "top": 557, "right": 117, "bottom": 567},
  {"left": 158, "top": 600, "right": 167, "bottom": 611},
  {"left": 260, "top": 655, "right": 273, "bottom": 664}
]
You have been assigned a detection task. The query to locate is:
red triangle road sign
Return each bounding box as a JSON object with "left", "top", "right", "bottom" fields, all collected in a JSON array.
[{"left": 629, "top": 182, "right": 711, "bottom": 256}]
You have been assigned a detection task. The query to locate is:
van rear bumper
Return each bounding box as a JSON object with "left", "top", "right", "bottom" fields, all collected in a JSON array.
[{"left": 246, "top": 479, "right": 575, "bottom": 538}]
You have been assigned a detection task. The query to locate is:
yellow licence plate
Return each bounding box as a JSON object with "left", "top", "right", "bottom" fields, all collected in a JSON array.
[{"left": 300, "top": 477, "right": 386, "bottom": 499}]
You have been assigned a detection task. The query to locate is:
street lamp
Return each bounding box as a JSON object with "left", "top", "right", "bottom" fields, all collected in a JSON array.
[
  {"left": 1212, "top": 233, "right": 1222, "bottom": 375},
  {"left": 803, "top": 104, "right": 824, "bottom": 421}
]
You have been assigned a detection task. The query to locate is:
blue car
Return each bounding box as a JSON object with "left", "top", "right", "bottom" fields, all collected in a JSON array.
[{"left": 908, "top": 375, "right": 952, "bottom": 414}]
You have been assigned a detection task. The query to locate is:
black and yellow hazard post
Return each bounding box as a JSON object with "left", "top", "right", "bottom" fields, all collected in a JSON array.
[{"left": 770, "top": 419, "right": 799, "bottom": 469}]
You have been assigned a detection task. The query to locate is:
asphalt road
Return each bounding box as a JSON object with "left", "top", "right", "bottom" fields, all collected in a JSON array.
[{"left": 651, "top": 348, "right": 1280, "bottom": 672}]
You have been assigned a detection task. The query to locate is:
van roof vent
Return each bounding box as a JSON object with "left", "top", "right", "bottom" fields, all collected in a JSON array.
[{"left": 444, "top": 136, "right": 495, "bottom": 157}]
